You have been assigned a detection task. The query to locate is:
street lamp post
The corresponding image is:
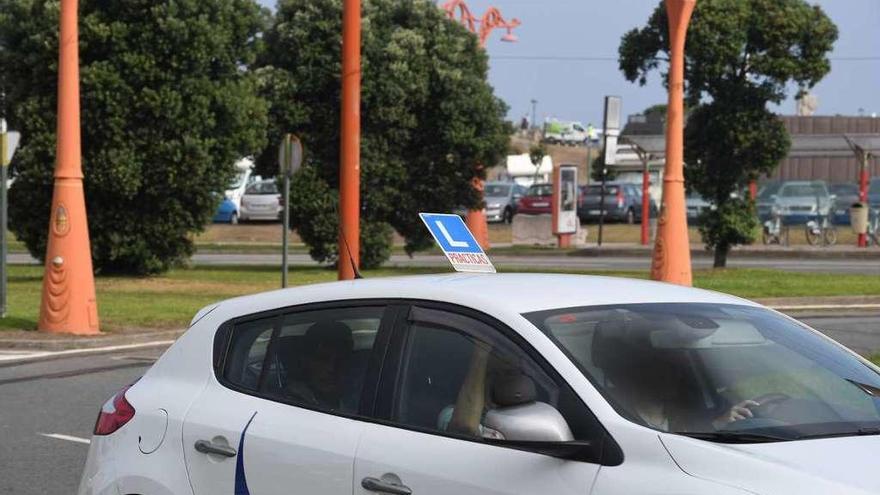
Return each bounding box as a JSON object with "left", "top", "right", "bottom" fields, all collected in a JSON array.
[
  {"left": 38, "top": 0, "right": 100, "bottom": 334},
  {"left": 338, "top": 0, "right": 361, "bottom": 280},
  {"left": 650, "top": 0, "right": 695, "bottom": 286},
  {"left": 530, "top": 99, "right": 537, "bottom": 131}
]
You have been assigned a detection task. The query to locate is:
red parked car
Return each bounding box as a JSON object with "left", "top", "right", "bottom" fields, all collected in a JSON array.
[{"left": 517, "top": 182, "right": 554, "bottom": 215}]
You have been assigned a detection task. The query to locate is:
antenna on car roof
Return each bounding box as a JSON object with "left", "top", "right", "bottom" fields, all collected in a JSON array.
[{"left": 340, "top": 231, "right": 363, "bottom": 279}]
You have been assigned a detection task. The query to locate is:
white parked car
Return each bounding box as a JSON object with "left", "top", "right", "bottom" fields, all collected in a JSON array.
[
  {"left": 240, "top": 179, "right": 283, "bottom": 222},
  {"left": 79, "top": 274, "right": 880, "bottom": 495}
]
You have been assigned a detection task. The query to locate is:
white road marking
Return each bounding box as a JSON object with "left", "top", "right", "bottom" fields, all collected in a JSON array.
[{"left": 39, "top": 433, "right": 91, "bottom": 445}]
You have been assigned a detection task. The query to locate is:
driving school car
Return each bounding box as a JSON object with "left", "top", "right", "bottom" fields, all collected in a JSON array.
[{"left": 79, "top": 274, "right": 880, "bottom": 495}]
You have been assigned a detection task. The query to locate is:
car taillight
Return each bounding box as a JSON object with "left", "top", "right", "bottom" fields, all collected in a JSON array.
[
  {"left": 94, "top": 384, "right": 136, "bottom": 436},
  {"left": 616, "top": 189, "right": 624, "bottom": 208}
]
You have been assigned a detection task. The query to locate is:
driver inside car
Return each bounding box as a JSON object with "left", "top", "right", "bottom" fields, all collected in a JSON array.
[
  {"left": 284, "top": 321, "right": 354, "bottom": 411},
  {"left": 593, "top": 319, "right": 762, "bottom": 432}
]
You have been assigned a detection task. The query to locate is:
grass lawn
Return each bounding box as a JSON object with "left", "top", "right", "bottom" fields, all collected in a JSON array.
[{"left": 4, "top": 265, "right": 880, "bottom": 333}]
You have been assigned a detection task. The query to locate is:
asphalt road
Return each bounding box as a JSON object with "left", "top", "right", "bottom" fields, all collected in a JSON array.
[
  {"left": 12, "top": 252, "right": 879, "bottom": 274},
  {"left": 1, "top": 314, "right": 878, "bottom": 494}
]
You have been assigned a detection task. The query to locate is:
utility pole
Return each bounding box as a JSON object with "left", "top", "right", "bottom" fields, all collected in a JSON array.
[
  {"left": 650, "top": 0, "right": 695, "bottom": 286},
  {"left": 338, "top": 0, "right": 361, "bottom": 280}
]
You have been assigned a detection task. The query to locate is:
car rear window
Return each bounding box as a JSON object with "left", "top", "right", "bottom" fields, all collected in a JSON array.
[
  {"left": 527, "top": 184, "right": 552, "bottom": 196},
  {"left": 584, "top": 185, "right": 619, "bottom": 195}
]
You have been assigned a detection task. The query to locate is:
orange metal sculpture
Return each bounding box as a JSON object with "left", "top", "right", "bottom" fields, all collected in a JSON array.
[
  {"left": 38, "top": 0, "right": 100, "bottom": 334},
  {"left": 442, "top": 0, "right": 521, "bottom": 47},
  {"left": 650, "top": 0, "right": 695, "bottom": 286},
  {"left": 443, "top": 0, "right": 520, "bottom": 249},
  {"left": 338, "top": 0, "right": 361, "bottom": 280}
]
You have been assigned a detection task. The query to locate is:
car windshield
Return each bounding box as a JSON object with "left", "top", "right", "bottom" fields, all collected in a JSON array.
[
  {"left": 485, "top": 184, "right": 511, "bottom": 197},
  {"left": 780, "top": 184, "right": 827, "bottom": 198},
  {"left": 525, "top": 303, "right": 880, "bottom": 442},
  {"left": 757, "top": 182, "right": 781, "bottom": 200},
  {"left": 527, "top": 184, "right": 553, "bottom": 196}
]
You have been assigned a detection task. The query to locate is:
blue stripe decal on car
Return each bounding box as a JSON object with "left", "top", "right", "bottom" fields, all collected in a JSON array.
[{"left": 234, "top": 411, "right": 258, "bottom": 495}]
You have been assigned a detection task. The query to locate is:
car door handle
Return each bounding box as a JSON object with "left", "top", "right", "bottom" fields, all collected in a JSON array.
[
  {"left": 361, "top": 476, "right": 412, "bottom": 495},
  {"left": 194, "top": 439, "right": 237, "bottom": 458}
]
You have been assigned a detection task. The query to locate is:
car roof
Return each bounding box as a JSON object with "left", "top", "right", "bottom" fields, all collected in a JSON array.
[{"left": 210, "top": 273, "right": 758, "bottom": 321}]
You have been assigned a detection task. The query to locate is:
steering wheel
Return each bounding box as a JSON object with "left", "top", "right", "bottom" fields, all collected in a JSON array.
[{"left": 750, "top": 393, "right": 792, "bottom": 418}]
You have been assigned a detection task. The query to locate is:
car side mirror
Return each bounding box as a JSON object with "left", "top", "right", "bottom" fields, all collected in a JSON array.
[{"left": 484, "top": 401, "right": 574, "bottom": 442}]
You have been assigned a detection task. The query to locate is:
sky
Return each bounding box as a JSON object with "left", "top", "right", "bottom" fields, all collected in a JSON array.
[{"left": 257, "top": 0, "right": 880, "bottom": 126}]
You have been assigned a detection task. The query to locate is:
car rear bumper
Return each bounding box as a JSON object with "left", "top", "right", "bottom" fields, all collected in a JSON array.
[{"left": 578, "top": 206, "right": 627, "bottom": 221}]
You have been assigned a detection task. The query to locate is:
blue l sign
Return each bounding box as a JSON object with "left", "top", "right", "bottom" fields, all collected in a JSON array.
[{"left": 420, "top": 213, "right": 495, "bottom": 273}]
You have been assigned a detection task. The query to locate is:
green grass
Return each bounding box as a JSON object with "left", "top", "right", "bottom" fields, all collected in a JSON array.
[{"left": 3, "top": 265, "right": 880, "bottom": 333}]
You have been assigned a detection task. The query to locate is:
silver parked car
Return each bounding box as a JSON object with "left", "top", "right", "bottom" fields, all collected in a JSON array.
[
  {"left": 239, "top": 179, "right": 283, "bottom": 222},
  {"left": 484, "top": 182, "right": 527, "bottom": 223},
  {"left": 770, "top": 181, "right": 834, "bottom": 224}
]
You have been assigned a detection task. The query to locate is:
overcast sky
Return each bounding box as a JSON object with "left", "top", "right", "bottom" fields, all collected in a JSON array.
[{"left": 257, "top": 0, "right": 880, "bottom": 125}]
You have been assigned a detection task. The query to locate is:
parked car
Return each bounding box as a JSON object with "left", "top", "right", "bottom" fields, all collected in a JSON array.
[
  {"left": 756, "top": 181, "right": 782, "bottom": 221},
  {"left": 240, "top": 179, "right": 283, "bottom": 222},
  {"left": 213, "top": 197, "right": 240, "bottom": 224},
  {"left": 484, "top": 182, "right": 528, "bottom": 223},
  {"left": 828, "top": 183, "right": 861, "bottom": 225},
  {"left": 517, "top": 182, "right": 554, "bottom": 215},
  {"left": 578, "top": 182, "right": 652, "bottom": 224},
  {"left": 770, "top": 181, "right": 834, "bottom": 225},
  {"left": 869, "top": 177, "right": 880, "bottom": 208},
  {"left": 79, "top": 274, "right": 880, "bottom": 495},
  {"left": 213, "top": 158, "right": 257, "bottom": 224},
  {"left": 686, "top": 193, "right": 711, "bottom": 224}
]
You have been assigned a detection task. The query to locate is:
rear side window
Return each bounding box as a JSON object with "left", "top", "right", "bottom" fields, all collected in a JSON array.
[
  {"left": 219, "top": 305, "right": 387, "bottom": 415},
  {"left": 222, "top": 316, "right": 277, "bottom": 391}
]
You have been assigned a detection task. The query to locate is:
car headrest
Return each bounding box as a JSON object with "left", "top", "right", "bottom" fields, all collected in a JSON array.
[
  {"left": 304, "top": 321, "right": 353, "bottom": 355},
  {"left": 493, "top": 374, "right": 537, "bottom": 407},
  {"left": 591, "top": 318, "right": 653, "bottom": 372}
]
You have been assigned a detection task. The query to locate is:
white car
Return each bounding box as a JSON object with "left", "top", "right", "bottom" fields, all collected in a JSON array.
[
  {"left": 240, "top": 180, "right": 283, "bottom": 222},
  {"left": 79, "top": 274, "right": 880, "bottom": 495}
]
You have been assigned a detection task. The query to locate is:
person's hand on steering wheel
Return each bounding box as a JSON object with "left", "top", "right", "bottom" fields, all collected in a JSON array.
[{"left": 713, "top": 399, "right": 760, "bottom": 429}]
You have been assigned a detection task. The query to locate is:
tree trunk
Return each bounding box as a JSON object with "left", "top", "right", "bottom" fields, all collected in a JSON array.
[{"left": 713, "top": 244, "right": 729, "bottom": 268}]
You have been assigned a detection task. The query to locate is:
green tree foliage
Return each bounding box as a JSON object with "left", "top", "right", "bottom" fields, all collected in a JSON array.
[
  {"left": 619, "top": 0, "right": 836, "bottom": 266},
  {"left": 257, "top": 0, "right": 510, "bottom": 267},
  {"left": 0, "top": 0, "right": 267, "bottom": 274}
]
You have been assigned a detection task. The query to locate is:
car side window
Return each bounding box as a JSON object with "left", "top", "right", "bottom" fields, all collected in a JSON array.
[
  {"left": 222, "top": 316, "right": 277, "bottom": 391},
  {"left": 391, "top": 306, "right": 600, "bottom": 443},
  {"left": 220, "top": 305, "right": 387, "bottom": 415}
]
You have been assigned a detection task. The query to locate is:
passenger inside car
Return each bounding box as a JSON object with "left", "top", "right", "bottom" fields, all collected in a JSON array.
[{"left": 283, "top": 321, "right": 354, "bottom": 410}]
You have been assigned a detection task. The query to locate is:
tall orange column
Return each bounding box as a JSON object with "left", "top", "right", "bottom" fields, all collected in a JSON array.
[
  {"left": 338, "top": 0, "right": 361, "bottom": 280},
  {"left": 650, "top": 0, "right": 694, "bottom": 286},
  {"left": 39, "top": 0, "right": 99, "bottom": 334},
  {"left": 466, "top": 175, "right": 490, "bottom": 250}
]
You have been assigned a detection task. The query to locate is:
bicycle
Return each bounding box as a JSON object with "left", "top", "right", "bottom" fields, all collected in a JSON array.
[
  {"left": 762, "top": 209, "right": 789, "bottom": 246},
  {"left": 805, "top": 212, "right": 837, "bottom": 247}
]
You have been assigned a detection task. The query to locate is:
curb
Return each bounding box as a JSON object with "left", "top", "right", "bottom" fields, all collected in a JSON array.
[
  {"left": 0, "top": 329, "right": 185, "bottom": 352},
  {"left": 0, "top": 340, "right": 177, "bottom": 368}
]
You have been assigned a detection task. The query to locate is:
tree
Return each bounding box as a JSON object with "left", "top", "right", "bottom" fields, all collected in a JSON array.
[
  {"left": 256, "top": 0, "right": 511, "bottom": 267},
  {"left": 0, "top": 0, "right": 267, "bottom": 274},
  {"left": 619, "top": 0, "right": 837, "bottom": 266}
]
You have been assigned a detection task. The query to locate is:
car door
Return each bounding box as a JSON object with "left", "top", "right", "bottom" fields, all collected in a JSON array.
[
  {"left": 183, "top": 303, "right": 399, "bottom": 495},
  {"left": 354, "top": 304, "right": 617, "bottom": 495}
]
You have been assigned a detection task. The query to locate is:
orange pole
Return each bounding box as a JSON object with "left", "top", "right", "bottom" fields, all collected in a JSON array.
[
  {"left": 338, "top": 0, "right": 361, "bottom": 280},
  {"left": 748, "top": 179, "right": 757, "bottom": 201},
  {"left": 38, "top": 0, "right": 99, "bottom": 334},
  {"left": 650, "top": 0, "right": 694, "bottom": 286},
  {"left": 466, "top": 177, "right": 491, "bottom": 250}
]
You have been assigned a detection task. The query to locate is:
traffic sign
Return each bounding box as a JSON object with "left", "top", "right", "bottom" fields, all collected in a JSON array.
[
  {"left": 420, "top": 213, "right": 495, "bottom": 273},
  {"left": 278, "top": 133, "right": 303, "bottom": 177},
  {"left": 1, "top": 129, "right": 20, "bottom": 166}
]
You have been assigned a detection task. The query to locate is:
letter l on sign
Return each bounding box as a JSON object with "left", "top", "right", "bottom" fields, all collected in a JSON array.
[{"left": 436, "top": 221, "right": 469, "bottom": 248}]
